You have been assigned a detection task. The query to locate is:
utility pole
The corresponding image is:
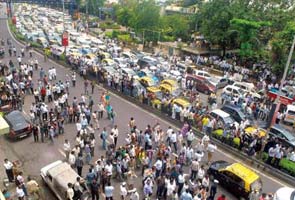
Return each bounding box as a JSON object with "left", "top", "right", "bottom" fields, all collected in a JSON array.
[
  {"left": 268, "top": 35, "right": 295, "bottom": 127},
  {"left": 62, "top": 0, "right": 65, "bottom": 31}
]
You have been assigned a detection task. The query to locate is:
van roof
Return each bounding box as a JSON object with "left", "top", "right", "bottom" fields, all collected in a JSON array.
[
  {"left": 287, "top": 104, "right": 295, "bottom": 110},
  {"left": 225, "top": 85, "right": 241, "bottom": 90},
  {"left": 224, "top": 163, "right": 259, "bottom": 184},
  {"left": 211, "top": 109, "right": 231, "bottom": 118},
  {"left": 186, "top": 74, "right": 207, "bottom": 81},
  {"left": 47, "top": 162, "right": 78, "bottom": 191}
]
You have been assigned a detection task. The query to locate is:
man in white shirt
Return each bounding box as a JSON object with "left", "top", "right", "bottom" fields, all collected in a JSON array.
[
  {"left": 154, "top": 158, "right": 163, "bottom": 178},
  {"left": 170, "top": 131, "right": 177, "bottom": 152},
  {"left": 111, "top": 125, "right": 119, "bottom": 147},
  {"left": 3, "top": 159, "right": 14, "bottom": 182},
  {"left": 16, "top": 185, "right": 25, "bottom": 199},
  {"left": 129, "top": 188, "right": 139, "bottom": 200},
  {"left": 120, "top": 182, "right": 128, "bottom": 199},
  {"left": 207, "top": 143, "right": 217, "bottom": 164},
  {"left": 63, "top": 140, "right": 71, "bottom": 160},
  {"left": 68, "top": 151, "right": 76, "bottom": 167},
  {"left": 166, "top": 126, "right": 173, "bottom": 146},
  {"left": 67, "top": 183, "right": 74, "bottom": 200},
  {"left": 187, "top": 130, "right": 194, "bottom": 147},
  {"left": 190, "top": 159, "right": 199, "bottom": 180}
]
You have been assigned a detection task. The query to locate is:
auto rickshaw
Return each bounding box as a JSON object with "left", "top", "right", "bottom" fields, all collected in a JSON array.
[{"left": 146, "top": 86, "right": 162, "bottom": 109}]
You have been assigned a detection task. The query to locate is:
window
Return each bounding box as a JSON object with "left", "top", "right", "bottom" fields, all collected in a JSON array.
[{"left": 226, "top": 87, "right": 232, "bottom": 92}]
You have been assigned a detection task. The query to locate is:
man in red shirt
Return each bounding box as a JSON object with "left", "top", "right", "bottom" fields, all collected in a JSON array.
[{"left": 217, "top": 194, "right": 227, "bottom": 200}]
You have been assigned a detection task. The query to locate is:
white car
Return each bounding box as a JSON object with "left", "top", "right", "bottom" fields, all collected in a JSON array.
[
  {"left": 222, "top": 85, "right": 244, "bottom": 97},
  {"left": 41, "top": 160, "right": 90, "bottom": 200},
  {"left": 273, "top": 187, "right": 295, "bottom": 200}
]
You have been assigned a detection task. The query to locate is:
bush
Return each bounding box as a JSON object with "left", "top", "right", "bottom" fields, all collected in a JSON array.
[
  {"left": 105, "top": 31, "right": 113, "bottom": 38},
  {"left": 262, "top": 153, "right": 295, "bottom": 176},
  {"left": 118, "top": 34, "right": 132, "bottom": 43},
  {"left": 112, "top": 30, "right": 120, "bottom": 38},
  {"left": 31, "top": 42, "right": 41, "bottom": 48},
  {"left": 279, "top": 158, "right": 295, "bottom": 176},
  {"left": 99, "top": 21, "right": 120, "bottom": 29}
]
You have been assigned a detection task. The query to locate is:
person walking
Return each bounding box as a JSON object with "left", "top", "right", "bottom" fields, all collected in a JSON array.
[
  {"left": 16, "top": 184, "right": 25, "bottom": 200},
  {"left": 111, "top": 125, "right": 119, "bottom": 147},
  {"left": 63, "top": 140, "right": 71, "bottom": 160},
  {"left": 75, "top": 153, "right": 84, "bottom": 177},
  {"left": 67, "top": 183, "right": 74, "bottom": 200},
  {"left": 91, "top": 81, "right": 95, "bottom": 94},
  {"left": 90, "top": 179, "right": 100, "bottom": 200},
  {"left": 105, "top": 182, "right": 114, "bottom": 200},
  {"left": 206, "top": 179, "right": 217, "bottom": 200},
  {"left": 3, "top": 159, "right": 14, "bottom": 182},
  {"left": 109, "top": 109, "right": 116, "bottom": 127},
  {"left": 207, "top": 142, "right": 217, "bottom": 164},
  {"left": 120, "top": 182, "right": 128, "bottom": 200},
  {"left": 27, "top": 176, "right": 41, "bottom": 198},
  {"left": 101, "top": 127, "right": 108, "bottom": 150},
  {"left": 32, "top": 125, "right": 39, "bottom": 142}
]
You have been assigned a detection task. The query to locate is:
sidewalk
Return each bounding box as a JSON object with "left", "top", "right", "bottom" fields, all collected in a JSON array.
[{"left": 0, "top": 137, "right": 22, "bottom": 197}]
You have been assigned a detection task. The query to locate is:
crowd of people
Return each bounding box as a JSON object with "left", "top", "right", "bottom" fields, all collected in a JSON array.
[{"left": 0, "top": 32, "right": 291, "bottom": 200}]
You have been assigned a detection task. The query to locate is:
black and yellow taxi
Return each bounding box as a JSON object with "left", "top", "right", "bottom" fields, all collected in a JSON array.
[{"left": 208, "top": 160, "right": 262, "bottom": 199}]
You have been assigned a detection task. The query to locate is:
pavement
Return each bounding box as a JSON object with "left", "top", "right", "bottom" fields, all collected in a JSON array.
[{"left": 0, "top": 3, "right": 292, "bottom": 200}]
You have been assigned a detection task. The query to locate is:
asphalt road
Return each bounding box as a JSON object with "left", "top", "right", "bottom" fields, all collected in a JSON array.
[{"left": 0, "top": 3, "right": 291, "bottom": 200}]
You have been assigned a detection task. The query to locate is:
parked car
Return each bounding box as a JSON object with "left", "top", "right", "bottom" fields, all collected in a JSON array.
[
  {"left": 193, "top": 70, "right": 211, "bottom": 79},
  {"left": 209, "top": 76, "right": 229, "bottom": 89},
  {"left": 221, "top": 104, "right": 254, "bottom": 123},
  {"left": 283, "top": 104, "right": 295, "bottom": 125},
  {"left": 186, "top": 74, "right": 216, "bottom": 95},
  {"left": 209, "top": 109, "right": 236, "bottom": 128},
  {"left": 223, "top": 85, "right": 244, "bottom": 97},
  {"left": 208, "top": 160, "right": 262, "bottom": 199},
  {"left": 273, "top": 187, "right": 295, "bottom": 200},
  {"left": 4, "top": 110, "right": 32, "bottom": 140},
  {"left": 41, "top": 160, "right": 90, "bottom": 200},
  {"left": 267, "top": 124, "right": 295, "bottom": 148}
]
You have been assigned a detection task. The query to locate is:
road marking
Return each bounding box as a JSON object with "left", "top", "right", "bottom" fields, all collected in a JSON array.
[
  {"left": 6, "top": 19, "right": 291, "bottom": 188},
  {"left": 58, "top": 148, "right": 66, "bottom": 158}
]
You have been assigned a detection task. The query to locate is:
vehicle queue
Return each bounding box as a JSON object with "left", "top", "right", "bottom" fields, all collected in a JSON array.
[{"left": 0, "top": 2, "right": 294, "bottom": 200}]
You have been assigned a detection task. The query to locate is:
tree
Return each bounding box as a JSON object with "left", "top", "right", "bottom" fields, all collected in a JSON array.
[
  {"left": 160, "top": 14, "right": 190, "bottom": 41},
  {"left": 196, "top": 0, "right": 235, "bottom": 57},
  {"left": 230, "top": 18, "right": 270, "bottom": 59},
  {"left": 270, "top": 21, "right": 295, "bottom": 75},
  {"left": 129, "top": 0, "right": 160, "bottom": 32}
]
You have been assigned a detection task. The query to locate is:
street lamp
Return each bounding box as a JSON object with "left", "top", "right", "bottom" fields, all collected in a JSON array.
[{"left": 268, "top": 35, "right": 295, "bottom": 127}]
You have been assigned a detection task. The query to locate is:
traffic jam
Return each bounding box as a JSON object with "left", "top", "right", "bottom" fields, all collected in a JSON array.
[{"left": 0, "top": 2, "right": 294, "bottom": 200}]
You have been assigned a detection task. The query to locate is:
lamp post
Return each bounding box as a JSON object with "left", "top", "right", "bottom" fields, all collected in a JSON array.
[{"left": 268, "top": 35, "right": 295, "bottom": 127}]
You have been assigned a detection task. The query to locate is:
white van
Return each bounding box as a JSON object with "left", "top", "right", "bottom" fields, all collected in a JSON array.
[
  {"left": 284, "top": 105, "right": 295, "bottom": 124},
  {"left": 194, "top": 70, "right": 211, "bottom": 79},
  {"left": 41, "top": 160, "right": 90, "bottom": 200},
  {"left": 233, "top": 82, "right": 261, "bottom": 99}
]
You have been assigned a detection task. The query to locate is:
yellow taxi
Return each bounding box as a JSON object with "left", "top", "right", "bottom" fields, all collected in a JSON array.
[
  {"left": 160, "top": 79, "right": 178, "bottom": 89},
  {"left": 208, "top": 161, "right": 262, "bottom": 199},
  {"left": 102, "top": 58, "right": 116, "bottom": 66},
  {"left": 244, "top": 126, "right": 267, "bottom": 138},
  {"left": 139, "top": 77, "right": 157, "bottom": 88},
  {"left": 98, "top": 51, "right": 111, "bottom": 59},
  {"left": 170, "top": 98, "right": 191, "bottom": 110}
]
